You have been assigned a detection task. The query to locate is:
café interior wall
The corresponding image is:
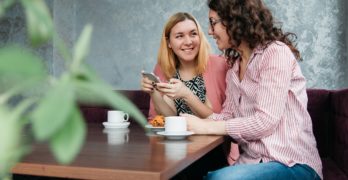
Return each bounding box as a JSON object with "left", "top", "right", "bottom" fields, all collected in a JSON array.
[{"left": 1, "top": 0, "right": 347, "bottom": 90}]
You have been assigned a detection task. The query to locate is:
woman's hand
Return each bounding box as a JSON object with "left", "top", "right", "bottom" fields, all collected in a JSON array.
[
  {"left": 181, "top": 114, "right": 210, "bottom": 134},
  {"left": 181, "top": 113, "right": 226, "bottom": 135},
  {"left": 156, "top": 78, "right": 191, "bottom": 99},
  {"left": 140, "top": 74, "right": 155, "bottom": 94}
]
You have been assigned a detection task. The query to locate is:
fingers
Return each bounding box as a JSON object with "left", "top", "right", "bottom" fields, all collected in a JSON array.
[
  {"left": 168, "top": 78, "right": 181, "bottom": 84},
  {"left": 156, "top": 83, "right": 174, "bottom": 94},
  {"left": 156, "top": 82, "right": 172, "bottom": 89},
  {"left": 141, "top": 77, "right": 155, "bottom": 93},
  {"left": 157, "top": 82, "right": 183, "bottom": 99},
  {"left": 165, "top": 93, "right": 176, "bottom": 99},
  {"left": 181, "top": 113, "right": 196, "bottom": 132},
  {"left": 141, "top": 83, "right": 154, "bottom": 93},
  {"left": 180, "top": 113, "right": 195, "bottom": 119}
]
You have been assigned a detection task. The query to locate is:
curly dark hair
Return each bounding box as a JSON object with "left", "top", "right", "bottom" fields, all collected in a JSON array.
[{"left": 208, "top": 0, "right": 301, "bottom": 66}]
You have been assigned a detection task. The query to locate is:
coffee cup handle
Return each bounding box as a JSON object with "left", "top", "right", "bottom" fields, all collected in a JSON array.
[{"left": 124, "top": 113, "right": 129, "bottom": 121}]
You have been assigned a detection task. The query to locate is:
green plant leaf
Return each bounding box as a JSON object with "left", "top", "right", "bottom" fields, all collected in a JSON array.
[
  {"left": 0, "top": 106, "right": 24, "bottom": 177},
  {"left": 21, "top": 0, "right": 53, "bottom": 46},
  {"left": 74, "top": 71, "right": 147, "bottom": 127},
  {"left": 50, "top": 106, "right": 86, "bottom": 164},
  {"left": 0, "top": 46, "right": 46, "bottom": 92},
  {"left": 72, "top": 25, "right": 93, "bottom": 71},
  {"left": 31, "top": 75, "right": 75, "bottom": 141},
  {"left": 53, "top": 34, "right": 72, "bottom": 63}
]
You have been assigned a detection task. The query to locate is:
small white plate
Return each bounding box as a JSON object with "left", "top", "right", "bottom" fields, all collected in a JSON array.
[
  {"left": 103, "top": 122, "right": 130, "bottom": 129},
  {"left": 157, "top": 131, "right": 194, "bottom": 140},
  {"left": 145, "top": 124, "right": 165, "bottom": 132}
]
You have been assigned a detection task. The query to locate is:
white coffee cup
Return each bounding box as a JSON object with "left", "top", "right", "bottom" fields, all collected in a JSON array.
[
  {"left": 164, "top": 116, "right": 187, "bottom": 133},
  {"left": 107, "top": 110, "right": 129, "bottom": 123},
  {"left": 103, "top": 128, "right": 129, "bottom": 145}
]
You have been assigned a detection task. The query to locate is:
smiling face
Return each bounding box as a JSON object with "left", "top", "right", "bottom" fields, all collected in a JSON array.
[
  {"left": 168, "top": 19, "right": 200, "bottom": 63},
  {"left": 208, "top": 10, "right": 231, "bottom": 50}
]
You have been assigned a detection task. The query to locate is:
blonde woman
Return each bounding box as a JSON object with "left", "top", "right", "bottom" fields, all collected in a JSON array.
[{"left": 142, "top": 12, "right": 227, "bottom": 118}]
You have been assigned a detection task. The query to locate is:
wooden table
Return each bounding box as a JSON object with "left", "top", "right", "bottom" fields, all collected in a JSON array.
[{"left": 12, "top": 123, "right": 224, "bottom": 180}]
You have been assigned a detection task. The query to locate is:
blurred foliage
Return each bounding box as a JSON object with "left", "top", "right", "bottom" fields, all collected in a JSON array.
[{"left": 0, "top": 0, "right": 147, "bottom": 179}]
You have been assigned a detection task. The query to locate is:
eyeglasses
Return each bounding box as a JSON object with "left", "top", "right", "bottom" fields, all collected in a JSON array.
[{"left": 209, "top": 18, "right": 222, "bottom": 32}]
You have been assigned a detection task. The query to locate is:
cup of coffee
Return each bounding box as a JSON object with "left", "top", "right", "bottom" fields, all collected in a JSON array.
[
  {"left": 164, "top": 116, "right": 187, "bottom": 133},
  {"left": 107, "top": 110, "right": 129, "bottom": 123}
]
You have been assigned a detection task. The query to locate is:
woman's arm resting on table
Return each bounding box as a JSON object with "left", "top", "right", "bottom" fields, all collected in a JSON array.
[{"left": 182, "top": 114, "right": 226, "bottom": 135}]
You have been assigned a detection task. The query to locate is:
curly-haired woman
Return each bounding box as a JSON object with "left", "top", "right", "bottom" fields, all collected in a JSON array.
[{"left": 183, "top": 0, "right": 322, "bottom": 179}]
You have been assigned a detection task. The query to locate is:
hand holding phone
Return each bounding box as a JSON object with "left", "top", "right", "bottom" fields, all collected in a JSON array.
[{"left": 142, "top": 71, "right": 161, "bottom": 83}]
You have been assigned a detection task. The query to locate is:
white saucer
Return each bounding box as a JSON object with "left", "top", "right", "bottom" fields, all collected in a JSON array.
[
  {"left": 145, "top": 124, "right": 165, "bottom": 132},
  {"left": 103, "top": 122, "right": 130, "bottom": 129},
  {"left": 157, "top": 131, "right": 194, "bottom": 140}
]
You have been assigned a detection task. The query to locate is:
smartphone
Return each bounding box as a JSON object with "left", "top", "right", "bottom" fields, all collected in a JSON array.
[{"left": 142, "top": 71, "right": 161, "bottom": 83}]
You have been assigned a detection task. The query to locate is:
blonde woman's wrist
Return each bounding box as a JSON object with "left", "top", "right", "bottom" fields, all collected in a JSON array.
[{"left": 182, "top": 87, "right": 193, "bottom": 100}]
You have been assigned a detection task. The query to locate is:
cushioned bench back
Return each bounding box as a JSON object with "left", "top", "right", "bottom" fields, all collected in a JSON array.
[
  {"left": 307, "top": 89, "right": 332, "bottom": 158},
  {"left": 117, "top": 90, "right": 150, "bottom": 117},
  {"left": 330, "top": 89, "right": 348, "bottom": 176},
  {"left": 79, "top": 90, "right": 150, "bottom": 123}
]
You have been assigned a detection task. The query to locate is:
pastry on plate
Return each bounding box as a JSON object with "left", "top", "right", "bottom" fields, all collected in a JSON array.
[{"left": 149, "top": 115, "right": 165, "bottom": 127}]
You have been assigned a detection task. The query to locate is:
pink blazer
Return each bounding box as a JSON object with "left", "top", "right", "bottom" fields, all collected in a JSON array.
[{"left": 148, "top": 55, "right": 228, "bottom": 120}]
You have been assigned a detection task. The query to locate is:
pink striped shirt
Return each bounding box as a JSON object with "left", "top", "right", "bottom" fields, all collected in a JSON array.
[{"left": 210, "top": 41, "right": 323, "bottom": 178}]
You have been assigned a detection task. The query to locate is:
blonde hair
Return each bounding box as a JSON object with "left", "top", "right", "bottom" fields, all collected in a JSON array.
[{"left": 157, "top": 12, "right": 211, "bottom": 80}]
